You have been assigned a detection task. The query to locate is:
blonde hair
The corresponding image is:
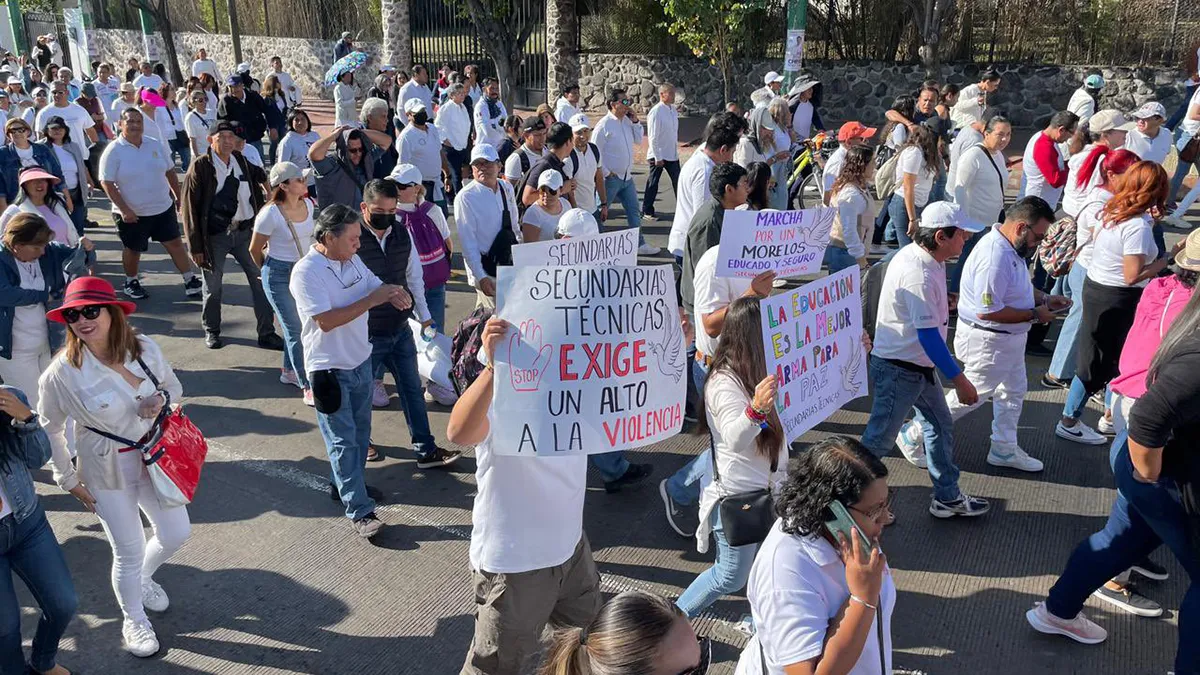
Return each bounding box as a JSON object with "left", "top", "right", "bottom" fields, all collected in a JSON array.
[
  {"left": 538, "top": 591, "right": 683, "bottom": 675},
  {"left": 2, "top": 212, "right": 52, "bottom": 249},
  {"left": 63, "top": 305, "right": 142, "bottom": 368}
]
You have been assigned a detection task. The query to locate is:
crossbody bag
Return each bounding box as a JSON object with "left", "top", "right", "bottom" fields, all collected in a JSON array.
[{"left": 708, "top": 427, "right": 777, "bottom": 548}]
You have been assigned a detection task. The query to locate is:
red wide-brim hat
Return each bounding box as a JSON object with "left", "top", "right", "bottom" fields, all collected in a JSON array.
[{"left": 46, "top": 276, "right": 138, "bottom": 324}]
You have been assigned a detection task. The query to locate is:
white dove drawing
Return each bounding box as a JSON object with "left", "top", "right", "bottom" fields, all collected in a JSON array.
[
  {"left": 650, "top": 317, "right": 685, "bottom": 384},
  {"left": 841, "top": 336, "right": 865, "bottom": 397}
]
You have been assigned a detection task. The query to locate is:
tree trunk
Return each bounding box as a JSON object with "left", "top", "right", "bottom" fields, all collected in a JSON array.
[
  {"left": 919, "top": 40, "right": 939, "bottom": 77},
  {"left": 493, "top": 48, "right": 518, "bottom": 111},
  {"left": 156, "top": 1, "right": 184, "bottom": 85},
  {"left": 546, "top": 0, "right": 579, "bottom": 100}
]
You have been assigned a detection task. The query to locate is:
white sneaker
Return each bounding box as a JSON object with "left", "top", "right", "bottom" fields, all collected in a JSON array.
[
  {"left": 987, "top": 443, "right": 1044, "bottom": 472},
  {"left": 141, "top": 579, "right": 169, "bottom": 612},
  {"left": 869, "top": 244, "right": 890, "bottom": 255},
  {"left": 122, "top": 617, "right": 161, "bottom": 657},
  {"left": 1097, "top": 415, "right": 1115, "bottom": 435},
  {"left": 279, "top": 369, "right": 301, "bottom": 388},
  {"left": 371, "top": 380, "right": 390, "bottom": 408},
  {"left": 1055, "top": 420, "right": 1108, "bottom": 446},
  {"left": 303, "top": 388, "right": 315, "bottom": 407},
  {"left": 895, "top": 423, "right": 927, "bottom": 468},
  {"left": 1025, "top": 602, "right": 1107, "bottom": 645},
  {"left": 638, "top": 243, "right": 662, "bottom": 256},
  {"left": 1162, "top": 214, "right": 1190, "bottom": 230},
  {"left": 424, "top": 390, "right": 436, "bottom": 405}
]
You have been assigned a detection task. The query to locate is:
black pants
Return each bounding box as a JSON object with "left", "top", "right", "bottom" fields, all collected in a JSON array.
[
  {"left": 1076, "top": 276, "right": 1143, "bottom": 395},
  {"left": 446, "top": 146, "right": 471, "bottom": 196},
  {"left": 642, "top": 159, "right": 680, "bottom": 217}
]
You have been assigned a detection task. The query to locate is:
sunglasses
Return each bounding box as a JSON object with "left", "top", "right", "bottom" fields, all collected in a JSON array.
[
  {"left": 677, "top": 637, "right": 711, "bottom": 675},
  {"left": 620, "top": 98, "right": 633, "bottom": 106},
  {"left": 62, "top": 305, "right": 106, "bottom": 324},
  {"left": 347, "top": 147, "right": 365, "bottom": 155},
  {"left": 9, "top": 127, "right": 28, "bottom": 135}
]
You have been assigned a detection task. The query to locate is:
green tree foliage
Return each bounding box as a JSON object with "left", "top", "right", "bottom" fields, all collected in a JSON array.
[{"left": 660, "top": 0, "right": 770, "bottom": 105}]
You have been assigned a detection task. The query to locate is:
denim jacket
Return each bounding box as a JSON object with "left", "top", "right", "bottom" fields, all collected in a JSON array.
[
  {"left": 0, "top": 386, "right": 52, "bottom": 523},
  {"left": 0, "top": 142, "right": 64, "bottom": 202},
  {"left": 0, "top": 243, "right": 90, "bottom": 359}
]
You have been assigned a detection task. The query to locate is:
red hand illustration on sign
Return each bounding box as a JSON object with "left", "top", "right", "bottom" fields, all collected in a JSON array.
[{"left": 508, "top": 319, "right": 554, "bottom": 392}]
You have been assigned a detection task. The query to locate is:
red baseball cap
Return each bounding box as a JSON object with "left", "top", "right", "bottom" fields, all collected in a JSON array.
[{"left": 837, "top": 121, "right": 877, "bottom": 143}]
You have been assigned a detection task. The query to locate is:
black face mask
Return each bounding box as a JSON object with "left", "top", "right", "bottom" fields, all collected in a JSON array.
[
  {"left": 412, "top": 111, "right": 429, "bottom": 126},
  {"left": 369, "top": 212, "right": 395, "bottom": 232}
]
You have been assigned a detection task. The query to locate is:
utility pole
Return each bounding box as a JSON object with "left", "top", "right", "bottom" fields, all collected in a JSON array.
[
  {"left": 227, "top": 0, "right": 242, "bottom": 64},
  {"left": 782, "top": 0, "right": 809, "bottom": 91},
  {"left": 138, "top": 8, "right": 157, "bottom": 62},
  {"left": 6, "top": 0, "right": 25, "bottom": 57}
]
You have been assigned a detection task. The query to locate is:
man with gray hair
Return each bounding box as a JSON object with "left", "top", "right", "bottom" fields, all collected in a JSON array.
[
  {"left": 436, "top": 82, "right": 472, "bottom": 193},
  {"left": 360, "top": 97, "right": 396, "bottom": 176},
  {"left": 642, "top": 82, "right": 680, "bottom": 221}
]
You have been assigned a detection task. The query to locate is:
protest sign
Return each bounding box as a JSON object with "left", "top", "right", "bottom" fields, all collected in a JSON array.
[
  {"left": 761, "top": 266, "right": 867, "bottom": 444},
  {"left": 715, "top": 208, "right": 836, "bottom": 279},
  {"left": 511, "top": 228, "right": 639, "bottom": 268},
  {"left": 492, "top": 264, "right": 686, "bottom": 456}
]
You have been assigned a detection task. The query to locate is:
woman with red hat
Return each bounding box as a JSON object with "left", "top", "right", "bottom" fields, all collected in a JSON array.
[
  {"left": 39, "top": 276, "right": 189, "bottom": 659},
  {"left": 0, "top": 167, "right": 83, "bottom": 247}
]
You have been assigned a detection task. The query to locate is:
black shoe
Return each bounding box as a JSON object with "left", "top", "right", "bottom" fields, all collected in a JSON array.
[
  {"left": 257, "top": 333, "right": 285, "bottom": 351},
  {"left": 329, "top": 483, "right": 384, "bottom": 502},
  {"left": 183, "top": 276, "right": 202, "bottom": 297},
  {"left": 415, "top": 447, "right": 462, "bottom": 469},
  {"left": 1025, "top": 343, "right": 1053, "bottom": 357},
  {"left": 123, "top": 278, "right": 149, "bottom": 300},
  {"left": 658, "top": 479, "right": 697, "bottom": 537},
  {"left": 1041, "top": 373, "right": 1070, "bottom": 389},
  {"left": 1092, "top": 583, "right": 1163, "bottom": 617},
  {"left": 604, "top": 463, "right": 653, "bottom": 494},
  {"left": 1132, "top": 557, "right": 1170, "bottom": 581},
  {"left": 205, "top": 334, "right": 224, "bottom": 349}
]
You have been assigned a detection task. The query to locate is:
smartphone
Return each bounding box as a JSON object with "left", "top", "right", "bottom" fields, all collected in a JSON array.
[
  {"left": 824, "top": 500, "right": 874, "bottom": 552},
  {"left": 1050, "top": 304, "right": 1071, "bottom": 315}
]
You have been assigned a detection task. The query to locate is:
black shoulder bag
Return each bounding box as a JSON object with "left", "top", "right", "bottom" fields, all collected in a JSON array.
[
  {"left": 709, "top": 426, "right": 778, "bottom": 547},
  {"left": 481, "top": 184, "right": 518, "bottom": 277}
]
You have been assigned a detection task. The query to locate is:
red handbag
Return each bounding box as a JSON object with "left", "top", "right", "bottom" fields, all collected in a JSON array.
[{"left": 85, "top": 358, "right": 208, "bottom": 508}]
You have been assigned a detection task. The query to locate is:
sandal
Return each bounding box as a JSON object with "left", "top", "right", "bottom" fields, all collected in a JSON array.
[{"left": 366, "top": 442, "right": 383, "bottom": 462}]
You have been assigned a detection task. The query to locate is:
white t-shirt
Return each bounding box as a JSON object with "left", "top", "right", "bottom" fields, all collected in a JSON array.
[
  {"left": 693, "top": 246, "right": 752, "bottom": 358},
  {"left": 831, "top": 185, "right": 871, "bottom": 259},
  {"left": 872, "top": 243, "right": 948, "bottom": 368},
  {"left": 950, "top": 82, "right": 984, "bottom": 129},
  {"left": 253, "top": 200, "right": 316, "bottom": 264},
  {"left": 241, "top": 142, "right": 264, "bottom": 168},
  {"left": 1019, "top": 130, "right": 1067, "bottom": 209},
  {"left": 791, "top": 101, "right": 814, "bottom": 139},
  {"left": 896, "top": 146, "right": 935, "bottom": 208},
  {"left": 185, "top": 109, "right": 215, "bottom": 156},
  {"left": 822, "top": 145, "right": 847, "bottom": 195},
  {"left": 1072, "top": 187, "right": 1112, "bottom": 271},
  {"left": 1087, "top": 213, "right": 1158, "bottom": 288},
  {"left": 669, "top": 150, "right": 716, "bottom": 256},
  {"left": 290, "top": 249, "right": 383, "bottom": 373},
  {"left": 12, "top": 259, "right": 47, "bottom": 353},
  {"left": 957, "top": 226, "right": 1034, "bottom": 334},
  {"left": 886, "top": 124, "right": 907, "bottom": 150},
  {"left": 1061, "top": 145, "right": 1105, "bottom": 218},
  {"left": 98, "top": 135, "right": 174, "bottom": 216},
  {"left": 51, "top": 144, "right": 78, "bottom": 191},
  {"left": 13, "top": 144, "right": 35, "bottom": 169},
  {"left": 397, "top": 123, "right": 444, "bottom": 182},
  {"left": 469, "top": 410, "right": 587, "bottom": 574},
  {"left": 1124, "top": 128, "right": 1172, "bottom": 166},
  {"left": 1067, "top": 88, "right": 1096, "bottom": 123},
  {"left": 520, "top": 197, "right": 571, "bottom": 242},
  {"left": 132, "top": 73, "right": 164, "bottom": 92},
  {"left": 735, "top": 523, "right": 895, "bottom": 675},
  {"left": 35, "top": 102, "right": 94, "bottom": 160},
  {"left": 953, "top": 144, "right": 1008, "bottom": 225},
  {"left": 570, "top": 143, "right": 599, "bottom": 213},
  {"left": 503, "top": 145, "right": 545, "bottom": 181},
  {"left": 947, "top": 126, "right": 983, "bottom": 196},
  {"left": 1182, "top": 86, "right": 1200, "bottom": 138}
]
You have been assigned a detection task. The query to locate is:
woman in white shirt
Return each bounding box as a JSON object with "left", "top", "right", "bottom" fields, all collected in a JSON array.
[
  {"left": 40, "top": 276, "right": 189, "bottom": 659},
  {"left": 733, "top": 106, "right": 784, "bottom": 171},
  {"left": 677, "top": 296, "right": 785, "bottom": 618},
  {"left": 0, "top": 167, "right": 79, "bottom": 246},
  {"left": 278, "top": 109, "right": 320, "bottom": 200},
  {"left": 1061, "top": 110, "right": 1132, "bottom": 218},
  {"left": 824, "top": 145, "right": 876, "bottom": 272},
  {"left": 184, "top": 89, "right": 215, "bottom": 160},
  {"left": 736, "top": 435, "right": 892, "bottom": 675},
  {"left": 156, "top": 82, "right": 190, "bottom": 169},
  {"left": 333, "top": 72, "right": 357, "bottom": 129},
  {"left": 35, "top": 118, "right": 88, "bottom": 236},
  {"left": 767, "top": 97, "right": 794, "bottom": 209},
  {"left": 520, "top": 170, "right": 570, "bottom": 243},
  {"left": 950, "top": 115, "right": 1012, "bottom": 293},
  {"left": 249, "top": 162, "right": 316, "bottom": 407},
  {"left": 887, "top": 124, "right": 939, "bottom": 250},
  {"left": 1057, "top": 161, "right": 1176, "bottom": 446}
]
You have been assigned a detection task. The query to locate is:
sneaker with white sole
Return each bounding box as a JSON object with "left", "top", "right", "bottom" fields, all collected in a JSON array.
[
  {"left": 987, "top": 443, "right": 1044, "bottom": 472},
  {"left": 303, "top": 388, "right": 314, "bottom": 407},
  {"left": 280, "top": 369, "right": 301, "bottom": 388},
  {"left": 1162, "top": 214, "right": 1191, "bottom": 230},
  {"left": 371, "top": 380, "right": 390, "bottom": 408},
  {"left": 869, "top": 244, "right": 890, "bottom": 256},
  {"left": 141, "top": 579, "right": 169, "bottom": 612},
  {"left": 122, "top": 617, "right": 161, "bottom": 657},
  {"left": 1025, "top": 602, "right": 1108, "bottom": 644},
  {"left": 183, "top": 275, "right": 202, "bottom": 297},
  {"left": 123, "top": 279, "right": 149, "bottom": 300},
  {"left": 1097, "top": 415, "right": 1115, "bottom": 435},
  {"left": 638, "top": 243, "right": 661, "bottom": 256},
  {"left": 1092, "top": 583, "right": 1163, "bottom": 617},
  {"left": 658, "top": 479, "right": 695, "bottom": 538},
  {"left": 353, "top": 512, "right": 384, "bottom": 538},
  {"left": 1056, "top": 421, "right": 1108, "bottom": 445},
  {"left": 929, "top": 491, "right": 990, "bottom": 518},
  {"left": 424, "top": 390, "right": 436, "bottom": 405},
  {"left": 895, "top": 423, "right": 927, "bottom": 468}
]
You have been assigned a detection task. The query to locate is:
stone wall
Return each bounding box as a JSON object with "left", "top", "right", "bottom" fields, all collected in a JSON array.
[{"left": 579, "top": 54, "right": 1189, "bottom": 128}]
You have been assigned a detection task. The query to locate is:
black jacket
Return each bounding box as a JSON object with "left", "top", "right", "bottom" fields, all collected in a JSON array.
[
  {"left": 357, "top": 223, "right": 415, "bottom": 336},
  {"left": 218, "top": 90, "right": 268, "bottom": 142}
]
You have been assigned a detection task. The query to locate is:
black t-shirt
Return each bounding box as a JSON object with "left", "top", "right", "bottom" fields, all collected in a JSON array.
[
  {"left": 923, "top": 114, "right": 952, "bottom": 142},
  {"left": 525, "top": 154, "right": 570, "bottom": 194}
]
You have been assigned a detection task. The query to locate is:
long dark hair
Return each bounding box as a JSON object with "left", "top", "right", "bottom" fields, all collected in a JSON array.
[
  {"left": 776, "top": 435, "right": 888, "bottom": 537},
  {"left": 879, "top": 95, "right": 915, "bottom": 147},
  {"left": 830, "top": 144, "right": 875, "bottom": 198},
  {"left": 697, "top": 297, "right": 783, "bottom": 462},
  {"left": 902, "top": 124, "right": 939, "bottom": 173},
  {"left": 746, "top": 161, "right": 772, "bottom": 210}
]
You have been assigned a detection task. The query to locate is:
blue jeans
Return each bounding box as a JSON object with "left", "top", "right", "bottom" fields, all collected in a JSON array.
[
  {"left": 0, "top": 504, "right": 76, "bottom": 674},
  {"left": 604, "top": 175, "right": 645, "bottom": 244},
  {"left": 316, "top": 359, "right": 376, "bottom": 520},
  {"left": 369, "top": 327, "right": 437, "bottom": 457},
  {"left": 862, "top": 356, "right": 961, "bottom": 502},
  {"left": 667, "top": 359, "right": 710, "bottom": 505},
  {"left": 929, "top": 169, "right": 948, "bottom": 204},
  {"left": 68, "top": 186, "right": 86, "bottom": 236},
  {"left": 261, "top": 257, "right": 309, "bottom": 388},
  {"left": 1048, "top": 262, "right": 1086, "bottom": 381},
  {"left": 1114, "top": 443, "right": 1200, "bottom": 674},
  {"left": 425, "top": 283, "right": 446, "bottom": 335},
  {"left": 881, "top": 198, "right": 921, "bottom": 263},
  {"left": 770, "top": 160, "right": 789, "bottom": 210},
  {"left": 823, "top": 246, "right": 858, "bottom": 273},
  {"left": 1062, "top": 375, "right": 1111, "bottom": 421},
  {"left": 676, "top": 508, "right": 758, "bottom": 618},
  {"left": 589, "top": 451, "right": 630, "bottom": 483}
]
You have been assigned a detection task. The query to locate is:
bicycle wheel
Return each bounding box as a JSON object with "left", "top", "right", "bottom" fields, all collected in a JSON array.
[{"left": 794, "top": 170, "right": 822, "bottom": 210}]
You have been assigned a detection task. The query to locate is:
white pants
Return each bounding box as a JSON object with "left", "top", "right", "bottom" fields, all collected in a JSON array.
[
  {"left": 92, "top": 450, "right": 191, "bottom": 623},
  {"left": 943, "top": 323, "right": 1029, "bottom": 447},
  {"left": 0, "top": 344, "right": 52, "bottom": 408}
]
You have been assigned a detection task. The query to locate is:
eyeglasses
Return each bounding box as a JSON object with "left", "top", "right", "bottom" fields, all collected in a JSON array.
[
  {"left": 63, "top": 305, "right": 106, "bottom": 324},
  {"left": 325, "top": 261, "right": 363, "bottom": 289},
  {"left": 677, "top": 637, "right": 711, "bottom": 675},
  {"left": 347, "top": 147, "right": 364, "bottom": 155},
  {"left": 849, "top": 489, "right": 895, "bottom": 523}
]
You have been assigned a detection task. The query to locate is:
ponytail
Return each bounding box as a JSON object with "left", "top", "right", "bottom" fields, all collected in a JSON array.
[
  {"left": 1075, "top": 144, "right": 1110, "bottom": 190},
  {"left": 539, "top": 626, "right": 590, "bottom": 675},
  {"left": 536, "top": 590, "right": 682, "bottom": 675}
]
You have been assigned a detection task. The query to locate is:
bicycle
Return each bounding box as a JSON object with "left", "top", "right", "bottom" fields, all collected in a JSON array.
[{"left": 787, "top": 132, "right": 838, "bottom": 210}]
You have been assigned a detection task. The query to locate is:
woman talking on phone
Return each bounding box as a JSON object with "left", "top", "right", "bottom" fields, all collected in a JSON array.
[
  {"left": 38, "top": 276, "right": 189, "bottom": 659},
  {"left": 736, "top": 435, "right": 892, "bottom": 675},
  {"left": 676, "top": 296, "right": 785, "bottom": 619}
]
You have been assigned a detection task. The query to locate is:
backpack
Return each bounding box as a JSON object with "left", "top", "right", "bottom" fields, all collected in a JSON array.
[
  {"left": 873, "top": 153, "right": 901, "bottom": 200},
  {"left": 399, "top": 201, "right": 452, "bottom": 291},
  {"left": 1037, "top": 199, "right": 1104, "bottom": 278},
  {"left": 862, "top": 260, "right": 890, "bottom": 341},
  {"left": 449, "top": 306, "right": 494, "bottom": 396}
]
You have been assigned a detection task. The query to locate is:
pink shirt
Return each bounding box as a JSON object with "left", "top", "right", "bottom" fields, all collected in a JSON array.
[
  {"left": 1110, "top": 275, "right": 1193, "bottom": 399},
  {"left": 35, "top": 205, "right": 72, "bottom": 245}
]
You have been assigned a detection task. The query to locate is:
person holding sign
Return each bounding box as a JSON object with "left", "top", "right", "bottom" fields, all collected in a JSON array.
[
  {"left": 676, "top": 296, "right": 785, "bottom": 618},
  {"left": 454, "top": 144, "right": 522, "bottom": 310},
  {"left": 896, "top": 197, "right": 1064, "bottom": 474},
  {"left": 861, "top": 202, "right": 992, "bottom": 519},
  {"left": 824, "top": 144, "right": 877, "bottom": 273},
  {"left": 447, "top": 316, "right": 601, "bottom": 675}
]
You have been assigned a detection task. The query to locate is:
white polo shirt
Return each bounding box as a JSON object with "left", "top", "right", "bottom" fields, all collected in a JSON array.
[
  {"left": 1124, "top": 128, "right": 1172, "bottom": 166},
  {"left": 872, "top": 243, "right": 948, "bottom": 368},
  {"left": 397, "top": 123, "right": 444, "bottom": 182},
  {"left": 693, "top": 246, "right": 752, "bottom": 358},
  {"left": 668, "top": 150, "right": 716, "bottom": 257},
  {"left": 98, "top": 134, "right": 175, "bottom": 216},
  {"left": 570, "top": 142, "right": 600, "bottom": 213},
  {"left": 290, "top": 248, "right": 383, "bottom": 373},
  {"left": 957, "top": 226, "right": 1034, "bottom": 334},
  {"left": 735, "top": 522, "right": 895, "bottom": 675}
]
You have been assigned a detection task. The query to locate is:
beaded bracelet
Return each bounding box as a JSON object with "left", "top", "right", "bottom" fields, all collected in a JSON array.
[{"left": 744, "top": 405, "right": 770, "bottom": 430}]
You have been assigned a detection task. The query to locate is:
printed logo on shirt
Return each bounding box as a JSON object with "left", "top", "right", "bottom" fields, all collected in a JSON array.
[{"left": 981, "top": 292, "right": 994, "bottom": 307}]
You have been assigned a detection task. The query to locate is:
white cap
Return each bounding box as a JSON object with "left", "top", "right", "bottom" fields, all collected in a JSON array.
[
  {"left": 568, "top": 113, "right": 591, "bottom": 132},
  {"left": 764, "top": 71, "right": 784, "bottom": 85},
  {"left": 236, "top": 62, "right": 251, "bottom": 74},
  {"left": 556, "top": 208, "right": 599, "bottom": 238},
  {"left": 388, "top": 163, "right": 423, "bottom": 186},
  {"left": 1132, "top": 101, "right": 1167, "bottom": 120},
  {"left": 1089, "top": 109, "right": 1137, "bottom": 133},
  {"left": 268, "top": 161, "right": 313, "bottom": 187},
  {"left": 403, "top": 98, "right": 427, "bottom": 114},
  {"left": 919, "top": 201, "right": 987, "bottom": 233},
  {"left": 470, "top": 143, "right": 500, "bottom": 164},
  {"left": 5, "top": 77, "right": 19, "bottom": 86},
  {"left": 537, "top": 170, "right": 564, "bottom": 192},
  {"left": 379, "top": 64, "right": 396, "bottom": 73}
]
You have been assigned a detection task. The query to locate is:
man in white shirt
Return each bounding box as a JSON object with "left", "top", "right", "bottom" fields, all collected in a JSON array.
[
  {"left": 822, "top": 121, "right": 877, "bottom": 201},
  {"left": 502, "top": 116, "right": 547, "bottom": 183},
  {"left": 191, "top": 48, "right": 221, "bottom": 83},
  {"left": 397, "top": 98, "right": 449, "bottom": 211},
  {"left": 108, "top": 82, "right": 138, "bottom": 126},
  {"left": 290, "top": 203, "right": 411, "bottom": 539},
  {"left": 642, "top": 83, "right": 680, "bottom": 221},
  {"left": 593, "top": 88, "right": 658, "bottom": 254},
  {"left": 554, "top": 84, "right": 581, "bottom": 123},
  {"left": 92, "top": 62, "right": 120, "bottom": 111},
  {"left": 1017, "top": 110, "right": 1077, "bottom": 210},
  {"left": 398, "top": 64, "right": 434, "bottom": 120},
  {"left": 861, "top": 201, "right": 991, "bottom": 518},
  {"left": 131, "top": 62, "right": 163, "bottom": 92},
  {"left": 568, "top": 114, "right": 605, "bottom": 219},
  {"left": 1125, "top": 101, "right": 1172, "bottom": 165},
  {"left": 269, "top": 55, "right": 302, "bottom": 108},
  {"left": 750, "top": 70, "right": 784, "bottom": 108},
  {"left": 435, "top": 82, "right": 472, "bottom": 193},
  {"left": 898, "top": 198, "right": 1064, "bottom": 476},
  {"left": 473, "top": 78, "right": 507, "bottom": 147},
  {"left": 946, "top": 111, "right": 994, "bottom": 197},
  {"left": 950, "top": 69, "right": 1002, "bottom": 129},
  {"left": 36, "top": 81, "right": 97, "bottom": 160},
  {"left": 447, "top": 315, "right": 601, "bottom": 675},
  {"left": 99, "top": 107, "right": 199, "bottom": 300},
  {"left": 1067, "top": 74, "right": 1104, "bottom": 124},
  {"left": 667, "top": 112, "right": 744, "bottom": 259},
  {"left": 454, "top": 144, "right": 521, "bottom": 309}
]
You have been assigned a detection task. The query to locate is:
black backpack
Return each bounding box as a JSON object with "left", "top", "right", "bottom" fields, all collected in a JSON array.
[{"left": 449, "top": 306, "right": 494, "bottom": 396}]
